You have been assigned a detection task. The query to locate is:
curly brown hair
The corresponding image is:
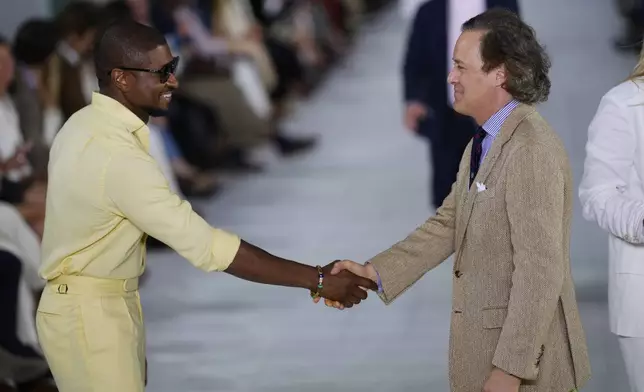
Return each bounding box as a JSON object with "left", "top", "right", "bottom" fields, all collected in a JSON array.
[{"left": 462, "top": 8, "right": 551, "bottom": 105}]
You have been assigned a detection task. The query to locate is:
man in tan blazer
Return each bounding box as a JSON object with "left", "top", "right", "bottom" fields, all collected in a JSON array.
[{"left": 318, "top": 8, "right": 591, "bottom": 392}]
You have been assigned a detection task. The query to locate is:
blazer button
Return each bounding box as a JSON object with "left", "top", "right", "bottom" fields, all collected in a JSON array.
[{"left": 454, "top": 270, "right": 462, "bottom": 278}]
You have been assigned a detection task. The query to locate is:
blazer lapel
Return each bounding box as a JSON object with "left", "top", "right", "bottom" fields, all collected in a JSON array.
[{"left": 453, "top": 104, "right": 536, "bottom": 259}]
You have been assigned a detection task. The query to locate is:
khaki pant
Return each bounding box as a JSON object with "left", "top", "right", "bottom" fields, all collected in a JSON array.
[
  {"left": 36, "top": 275, "right": 145, "bottom": 392},
  {"left": 180, "top": 76, "right": 273, "bottom": 149}
]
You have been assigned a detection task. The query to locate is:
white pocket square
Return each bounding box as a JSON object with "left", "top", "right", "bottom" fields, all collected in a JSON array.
[{"left": 475, "top": 182, "right": 487, "bottom": 193}]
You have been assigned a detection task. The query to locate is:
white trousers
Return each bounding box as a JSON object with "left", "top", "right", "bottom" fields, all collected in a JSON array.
[{"left": 619, "top": 336, "right": 644, "bottom": 392}]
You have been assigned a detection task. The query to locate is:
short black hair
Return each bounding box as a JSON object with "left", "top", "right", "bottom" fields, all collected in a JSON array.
[
  {"left": 56, "top": 1, "right": 100, "bottom": 38},
  {"left": 93, "top": 19, "right": 168, "bottom": 88},
  {"left": 13, "top": 19, "right": 59, "bottom": 66},
  {"left": 462, "top": 8, "right": 551, "bottom": 104}
]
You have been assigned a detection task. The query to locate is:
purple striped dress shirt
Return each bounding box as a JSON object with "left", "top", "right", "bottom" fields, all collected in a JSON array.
[{"left": 479, "top": 99, "right": 520, "bottom": 164}]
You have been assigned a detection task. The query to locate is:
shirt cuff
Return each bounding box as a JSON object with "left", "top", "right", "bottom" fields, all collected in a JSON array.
[
  {"left": 365, "top": 262, "right": 383, "bottom": 293},
  {"left": 210, "top": 229, "right": 242, "bottom": 271}
]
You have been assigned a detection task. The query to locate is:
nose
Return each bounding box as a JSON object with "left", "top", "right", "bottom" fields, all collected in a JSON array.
[
  {"left": 166, "top": 73, "right": 179, "bottom": 89},
  {"left": 447, "top": 69, "right": 457, "bottom": 85}
]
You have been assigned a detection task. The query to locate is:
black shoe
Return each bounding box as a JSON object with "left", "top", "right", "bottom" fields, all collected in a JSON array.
[{"left": 274, "top": 134, "right": 317, "bottom": 156}]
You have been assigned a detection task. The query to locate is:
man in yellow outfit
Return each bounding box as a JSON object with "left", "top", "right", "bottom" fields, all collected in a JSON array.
[{"left": 36, "top": 19, "right": 377, "bottom": 392}]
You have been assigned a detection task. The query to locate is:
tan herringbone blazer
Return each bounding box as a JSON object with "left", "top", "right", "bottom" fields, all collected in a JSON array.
[{"left": 368, "top": 104, "right": 591, "bottom": 392}]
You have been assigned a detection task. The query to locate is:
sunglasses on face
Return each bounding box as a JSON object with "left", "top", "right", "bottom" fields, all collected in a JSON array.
[{"left": 109, "top": 56, "right": 180, "bottom": 84}]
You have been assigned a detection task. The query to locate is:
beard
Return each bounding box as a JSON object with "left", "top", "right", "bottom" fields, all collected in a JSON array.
[{"left": 142, "top": 106, "right": 169, "bottom": 117}]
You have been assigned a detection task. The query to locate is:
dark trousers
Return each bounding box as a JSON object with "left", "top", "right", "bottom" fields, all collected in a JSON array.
[
  {"left": 0, "top": 250, "right": 52, "bottom": 389},
  {"left": 0, "top": 250, "right": 41, "bottom": 358},
  {"left": 264, "top": 38, "right": 304, "bottom": 101},
  {"left": 425, "top": 109, "right": 476, "bottom": 208}
]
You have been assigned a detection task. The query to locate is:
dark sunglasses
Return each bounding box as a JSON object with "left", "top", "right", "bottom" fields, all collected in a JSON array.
[{"left": 109, "top": 56, "right": 180, "bottom": 84}]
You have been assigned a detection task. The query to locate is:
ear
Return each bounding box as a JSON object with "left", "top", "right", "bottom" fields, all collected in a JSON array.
[
  {"left": 111, "top": 69, "right": 130, "bottom": 93},
  {"left": 495, "top": 66, "right": 507, "bottom": 88}
]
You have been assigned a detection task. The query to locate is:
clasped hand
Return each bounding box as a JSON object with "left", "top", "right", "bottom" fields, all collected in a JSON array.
[
  {"left": 315, "top": 261, "right": 377, "bottom": 308},
  {"left": 314, "top": 260, "right": 378, "bottom": 309}
]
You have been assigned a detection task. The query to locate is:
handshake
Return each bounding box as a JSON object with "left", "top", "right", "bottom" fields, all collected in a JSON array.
[{"left": 312, "top": 260, "right": 380, "bottom": 310}]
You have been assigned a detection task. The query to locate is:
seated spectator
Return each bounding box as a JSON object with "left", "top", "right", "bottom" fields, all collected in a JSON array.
[
  {"left": 249, "top": 0, "right": 348, "bottom": 77},
  {"left": 148, "top": 116, "right": 219, "bottom": 197},
  {"left": 0, "top": 30, "right": 48, "bottom": 237},
  {"left": 156, "top": 0, "right": 315, "bottom": 165},
  {"left": 208, "top": 0, "right": 317, "bottom": 154},
  {"left": 50, "top": 1, "right": 101, "bottom": 121},
  {"left": 0, "top": 37, "right": 29, "bottom": 197},
  {"left": 0, "top": 202, "right": 56, "bottom": 392},
  {"left": 11, "top": 20, "right": 61, "bottom": 179},
  {"left": 250, "top": 0, "right": 325, "bottom": 69}
]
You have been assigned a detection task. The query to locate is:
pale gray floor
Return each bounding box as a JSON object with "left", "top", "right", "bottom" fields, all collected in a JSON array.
[{"left": 142, "top": 1, "right": 636, "bottom": 390}]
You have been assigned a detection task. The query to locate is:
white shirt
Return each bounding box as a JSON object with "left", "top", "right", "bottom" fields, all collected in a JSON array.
[
  {"left": 448, "top": 0, "right": 486, "bottom": 104},
  {"left": 0, "top": 95, "right": 32, "bottom": 181}
]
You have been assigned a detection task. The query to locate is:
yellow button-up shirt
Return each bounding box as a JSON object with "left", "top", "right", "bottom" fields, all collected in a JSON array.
[{"left": 40, "top": 92, "right": 241, "bottom": 280}]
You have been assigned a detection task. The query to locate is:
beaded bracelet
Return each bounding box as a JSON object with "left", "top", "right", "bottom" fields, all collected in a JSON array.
[{"left": 310, "top": 265, "right": 324, "bottom": 299}]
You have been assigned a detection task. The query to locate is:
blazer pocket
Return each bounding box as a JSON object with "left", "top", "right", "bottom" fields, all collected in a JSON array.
[
  {"left": 473, "top": 187, "right": 496, "bottom": 203},
  {"left": 482, "top": 306, "right": 508, "bottom": 329}
]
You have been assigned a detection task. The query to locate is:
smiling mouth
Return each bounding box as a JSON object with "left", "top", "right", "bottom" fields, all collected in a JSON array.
[{"left": 161, "top": 92, "right": 172, "bottom": 102}]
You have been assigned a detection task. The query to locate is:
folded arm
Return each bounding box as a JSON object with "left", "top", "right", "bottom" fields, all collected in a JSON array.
[{"left": 578, "top": 94, "right": 644, "bottom": 243}]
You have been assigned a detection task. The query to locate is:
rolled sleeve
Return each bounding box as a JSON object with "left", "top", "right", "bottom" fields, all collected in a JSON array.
[
  {"left": 209, "top": 229, "right": 241, "bottom": 271},
  {"left": 103, "top": 149, "right": 240, "bottom": 272}
]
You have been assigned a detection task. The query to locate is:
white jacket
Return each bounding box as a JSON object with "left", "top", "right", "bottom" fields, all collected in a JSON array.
[{"left": 579, "top": 79, "right": 644, "bottom": 337}]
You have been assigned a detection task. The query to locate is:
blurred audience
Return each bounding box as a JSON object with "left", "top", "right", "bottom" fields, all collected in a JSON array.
[
  {"left": 0, "top": 202, "right": 55, "bottom": 392},
  {"left": 11, "top": 19, "right": 60, "bottom": 180},
  {"left": 50, "top": 1, "right": 100, "bottom": 121},
  {"left": 0, "top": 31, "right": 47, "bottom": 239}
]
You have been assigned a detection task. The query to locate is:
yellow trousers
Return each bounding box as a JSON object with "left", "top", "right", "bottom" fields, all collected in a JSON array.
[{"left": 36, "top": 275, "right": 146, "bottom": 391}]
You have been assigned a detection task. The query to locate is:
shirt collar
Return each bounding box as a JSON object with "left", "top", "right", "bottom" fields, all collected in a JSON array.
[
  {"left": 91, "top": 92, "right": 147, "bottom": 133},
  {"left": 481, "top": 99, "right": 520, "bottom": 138}
]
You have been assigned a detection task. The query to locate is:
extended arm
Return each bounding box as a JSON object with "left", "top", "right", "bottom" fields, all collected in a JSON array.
[
  {"left": 366, "top": 181, "right": 458, "bottom": 304},
  {"left": 104, "top": 150, "right": 377, "bottom": 304}
]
